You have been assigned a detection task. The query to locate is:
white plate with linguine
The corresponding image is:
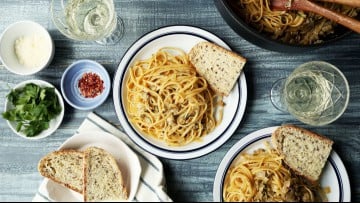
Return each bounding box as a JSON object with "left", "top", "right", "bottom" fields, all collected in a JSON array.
[
  {"left": 213, "top": 126, "right": 351, "bottom": 202},
  {"left": 113, "top": 25, "right": 247, "bottom": 159}
]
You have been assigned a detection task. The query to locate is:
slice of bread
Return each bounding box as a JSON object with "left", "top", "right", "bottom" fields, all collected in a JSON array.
[
  {"left": 37, "top": 149, "right": 84, "bottom": 193},
  {"left": 188, "top": 41, "right": 246, "bottom": 96},
  {"left": 83, "top": 146, "right": 128, "bottom": 202},
  {"left": 271, "top": 125, "right": 334, "bottom": 183}
]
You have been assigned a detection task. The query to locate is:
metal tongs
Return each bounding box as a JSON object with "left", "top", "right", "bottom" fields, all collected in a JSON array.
[{"left": 270, "top": 0, "right": 360, "bottom": 33}]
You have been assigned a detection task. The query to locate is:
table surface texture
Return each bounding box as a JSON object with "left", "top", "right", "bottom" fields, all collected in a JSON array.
[{"left": 0, "top": 0, "right": 359, "bottom": 202}]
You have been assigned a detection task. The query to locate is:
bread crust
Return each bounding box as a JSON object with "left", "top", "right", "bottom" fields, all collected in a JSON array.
[
  {"left": 272, "top": 124, "right": 334, "bottom": 151},
  {"left": 37, "top": 149, "right": 84, "bottom": 193},
  {"left": 271, "top": 124, "right": 333, "bottom": 183},
  {"left": 188, "top": 41, "right": 246, "bottom": 96}
]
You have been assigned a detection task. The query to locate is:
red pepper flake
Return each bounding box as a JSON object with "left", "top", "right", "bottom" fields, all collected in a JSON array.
[{"left": 78, "top": 72, "right": 104, "bottom": 98}]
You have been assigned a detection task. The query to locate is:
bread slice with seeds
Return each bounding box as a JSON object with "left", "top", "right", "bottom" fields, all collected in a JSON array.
[
  {"left": 271, "top": 124, "right": 334, "bottom": 183},
  {"left": 188, "top": 41, "right": 246, "bottom": 96},
  {"left": 83, "top": 146, "right": 128, "bottom": 202},
  {"left": 37, "top": 149, "right": 84, "bottom": 193}
]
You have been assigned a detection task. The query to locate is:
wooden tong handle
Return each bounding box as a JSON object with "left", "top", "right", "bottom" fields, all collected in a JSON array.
[
  {"left": 317, "top": 0, "right": 360, "bottom": 7},
  {"left": 298, "top": 0, "right": 360, "bottom": 33}
]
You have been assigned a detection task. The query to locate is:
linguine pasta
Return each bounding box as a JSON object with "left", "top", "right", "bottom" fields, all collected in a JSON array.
[
  {"left": 125, "top": 47, "right": 224, "bottom": 146},
  {"left": 232, "top": 0, "right": 360, "bottom": 45},
  {"left": 223, "top": 142, "right": 327, "bottom": 202}
]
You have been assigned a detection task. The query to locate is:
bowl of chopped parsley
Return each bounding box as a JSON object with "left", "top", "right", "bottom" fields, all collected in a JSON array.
[{"left": 2, "top": 79, "right": 64, "bottom": 139}]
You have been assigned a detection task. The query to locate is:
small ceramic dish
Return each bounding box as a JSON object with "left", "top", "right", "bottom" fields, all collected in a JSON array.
[
  {"left": 61, "top": 59, "right": 111, "bottom": 111},
  {"left": 3, "top": 79, "right": 65, "bottom": 140},
  {"left": 0, "top": 20, "right": 54, "bottom": 75}
]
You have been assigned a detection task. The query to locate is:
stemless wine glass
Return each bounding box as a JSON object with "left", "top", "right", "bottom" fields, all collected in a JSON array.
[
  {"left": 270, "top": 61, "right": 350, "bottom": 126},
  {"left": 51, "top": 0, "right": 124, "bottom": 45}
]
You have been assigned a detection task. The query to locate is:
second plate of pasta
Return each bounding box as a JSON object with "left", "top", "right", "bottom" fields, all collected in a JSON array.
[
  {"left": 213, "top": 126, "right": 350, "bottom": 202},
  {"left": 113, "top": 25, "right": 247, "bottom": 159}
]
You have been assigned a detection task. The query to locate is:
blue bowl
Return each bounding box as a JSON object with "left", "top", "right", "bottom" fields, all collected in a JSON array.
[{"left": 61, "top": 59, "right": 111, "bottom": 110}]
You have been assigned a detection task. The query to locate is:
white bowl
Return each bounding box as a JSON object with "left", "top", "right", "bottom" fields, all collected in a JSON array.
[
  {"left": 0, "top": 20, "right": 54, "bottom": 75},
  {"left": 3, "top": 79, "right": 65, "bottom": 140}
]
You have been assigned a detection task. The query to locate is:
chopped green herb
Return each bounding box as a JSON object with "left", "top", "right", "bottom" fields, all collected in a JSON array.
[{"left": 2, "top": 83, "right": 62, "bottom": 137}]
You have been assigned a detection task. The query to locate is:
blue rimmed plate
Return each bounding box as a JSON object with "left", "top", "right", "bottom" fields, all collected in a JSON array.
[
  {"left": 213, "top": 126, "right": 351, "bottom": 202},
  {"left": 112, "top": 25, "right": 247, "bottom": 159}
]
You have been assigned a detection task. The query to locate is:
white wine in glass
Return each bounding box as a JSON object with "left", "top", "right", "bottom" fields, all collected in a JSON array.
[
  {"left": 270, "top": 61, "right": 350, "bottom": 126},
  {"left": 51, "top": 0, "right": 124, "bottom": 45}
]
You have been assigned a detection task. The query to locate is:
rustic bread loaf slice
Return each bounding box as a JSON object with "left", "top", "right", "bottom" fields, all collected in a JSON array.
[
  {"left": 271, "top": 125, "right": 334, "bottom": 183},
  {"left": 83, "top": 146, "right": 128, "bottom": 202},
  {"left": 37, "top": 149, "right": 84, "bottom": 193},
  {"left": 188, "top": 41, "right": 246, "bottom": 96}
]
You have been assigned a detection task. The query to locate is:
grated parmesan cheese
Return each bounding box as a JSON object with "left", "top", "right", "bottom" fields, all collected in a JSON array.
[{"left": 14, "top": 35, "right": 49, "bottom": 68}]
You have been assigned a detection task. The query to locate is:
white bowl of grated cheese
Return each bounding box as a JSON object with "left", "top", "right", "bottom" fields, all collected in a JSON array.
[{"left": 0, "top": 20, "right": 54, "bottom": 75}]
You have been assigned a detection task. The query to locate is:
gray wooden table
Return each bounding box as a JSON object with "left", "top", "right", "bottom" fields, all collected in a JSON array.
[{"left": 0, "top": 0, "right": 359, "bottom": 202}]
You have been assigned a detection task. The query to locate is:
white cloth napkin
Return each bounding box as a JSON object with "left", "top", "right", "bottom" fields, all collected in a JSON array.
[{"left": 32, "top": 112, "right": 173, "bottom": 202}]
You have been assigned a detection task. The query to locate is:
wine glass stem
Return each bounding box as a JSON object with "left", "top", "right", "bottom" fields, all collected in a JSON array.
[{"left": 270, "top": 77, "right": 288, "bottom": 112}]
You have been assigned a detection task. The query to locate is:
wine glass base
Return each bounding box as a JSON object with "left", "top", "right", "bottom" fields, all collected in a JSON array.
[
  {"left": 96, "top": 16, "right": 125, "bottom": 45},
  {"left": 270, "top": 78, "right": 288, "bottom": 112}
]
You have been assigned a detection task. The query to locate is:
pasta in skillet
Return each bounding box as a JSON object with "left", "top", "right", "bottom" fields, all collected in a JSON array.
[
  {"left": 232, "top": 0, "right": 360, "bottom": 45},
  {"left": 125, "top": 47, "right": 224, "bottom": 146}
]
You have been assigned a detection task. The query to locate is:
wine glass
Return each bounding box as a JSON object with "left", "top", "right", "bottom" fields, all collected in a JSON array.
[
  {"left": 270, "top": 61, "right": 350, "bottom": 126},
  {"left": 50, "top": 0, "right": 124, "bottom": 45}
]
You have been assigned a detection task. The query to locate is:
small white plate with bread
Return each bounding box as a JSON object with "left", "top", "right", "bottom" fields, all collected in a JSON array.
[
  {"left": 38, "top": 131, "right": 141, "bottom": 202},
  {"left": 113, "top": 25, "right": 247, "bottom": 160},
  {"left": 213, "top": 125, "right": 350, "bottom": 202}
]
